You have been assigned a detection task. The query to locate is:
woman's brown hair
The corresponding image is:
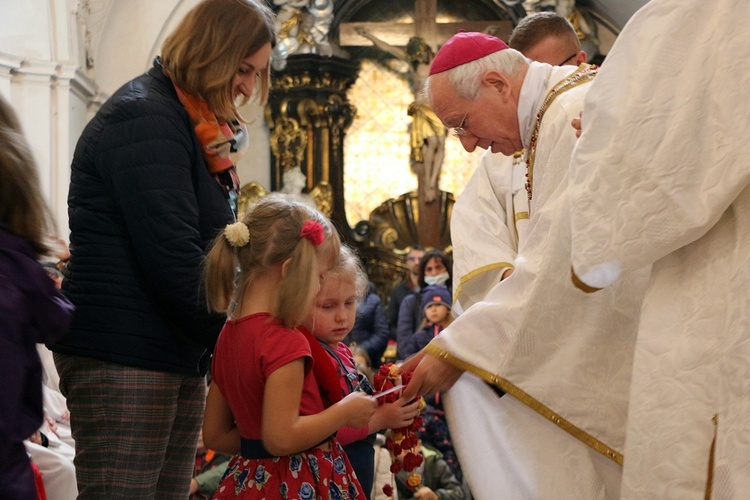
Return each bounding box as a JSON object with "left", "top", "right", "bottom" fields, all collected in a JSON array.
[{"left": 161, "top": 0, "right": 276, "bottom": 122}]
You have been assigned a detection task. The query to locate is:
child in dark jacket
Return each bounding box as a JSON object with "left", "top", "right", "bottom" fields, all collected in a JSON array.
[
  {"left": 394, "top": 438, "right": 464, "bottom": 499},
  {"left": 400, "top": 285, "right": 453, "bottom": 358}
]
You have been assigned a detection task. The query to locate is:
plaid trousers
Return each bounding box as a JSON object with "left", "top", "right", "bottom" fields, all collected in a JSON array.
[{"left": 54, "top": 353, "right": 205, "bottom": 499}]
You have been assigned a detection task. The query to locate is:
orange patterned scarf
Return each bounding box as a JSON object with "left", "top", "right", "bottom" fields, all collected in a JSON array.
[{"left": 173, "top": 86, "right": 248, "bottom": 215}]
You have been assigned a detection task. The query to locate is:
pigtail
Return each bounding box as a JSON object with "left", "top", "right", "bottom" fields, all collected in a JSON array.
[
  {"left": 204, "top": 228, "right": 242, "bottom": 313},
  {"left": 275, "top": 237, "right": 318, "bottom": 327}
]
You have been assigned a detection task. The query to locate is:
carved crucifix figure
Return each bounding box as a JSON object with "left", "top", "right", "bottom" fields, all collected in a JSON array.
[
  {"left": 342, "top": 0, "right": 512, "bottom": 248},
  {"left": 357, "top": 26, "right": 446, "bottom": 204}
]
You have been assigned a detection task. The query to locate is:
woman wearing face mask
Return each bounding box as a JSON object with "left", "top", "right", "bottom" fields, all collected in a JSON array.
[{"left": 396, "top": 249, "right": 452, "bottom": 360}]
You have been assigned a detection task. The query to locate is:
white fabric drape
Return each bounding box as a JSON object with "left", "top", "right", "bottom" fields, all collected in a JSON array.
[{"left": 569, "top": 0, "right": 750, "bottom": 497}]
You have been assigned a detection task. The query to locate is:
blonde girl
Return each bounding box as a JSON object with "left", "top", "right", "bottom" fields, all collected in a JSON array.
[
  {"left": 203, "top": 195, "right": 377, "bottom": 498},
  {"left": 303, "top": 245, "right": 421, "bottom": 497}
]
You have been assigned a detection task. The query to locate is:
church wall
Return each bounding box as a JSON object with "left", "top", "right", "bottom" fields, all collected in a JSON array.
[{"left": 0, "top": 0, "right": 94, "bottom": 237}]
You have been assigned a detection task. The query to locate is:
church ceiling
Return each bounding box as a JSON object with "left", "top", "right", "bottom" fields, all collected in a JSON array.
[{"left": 332, "top": 0, "right": 650, "bottom": 35}]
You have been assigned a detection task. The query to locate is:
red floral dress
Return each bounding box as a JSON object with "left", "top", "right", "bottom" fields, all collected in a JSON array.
[
  {"left": 211, "top": 315, "right": 365, "bottom": 499},
  {"left": 213, "top": 439, "right": 363, "bottom": 499}
]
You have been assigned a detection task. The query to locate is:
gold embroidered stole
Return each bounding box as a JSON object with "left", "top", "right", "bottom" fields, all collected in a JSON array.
[{"left": 525, "top": 63, "right": 598, "bottom": 208}]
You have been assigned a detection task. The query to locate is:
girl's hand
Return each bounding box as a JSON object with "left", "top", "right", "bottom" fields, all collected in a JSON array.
[
  {"left": 371, "top": 395, "right": 421, "bottom": 431},
  {"left": 339, "top": 391, "right": 377, "bottom": 429}
]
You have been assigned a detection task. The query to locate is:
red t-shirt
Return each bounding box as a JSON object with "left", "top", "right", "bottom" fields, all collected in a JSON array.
[{"left": 211, "top": 313, "right": 325, "bottom": 439}]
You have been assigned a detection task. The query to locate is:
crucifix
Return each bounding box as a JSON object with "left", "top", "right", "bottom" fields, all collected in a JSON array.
[{"left": 340, "top": 0, "right": 511, "bottom": 249}]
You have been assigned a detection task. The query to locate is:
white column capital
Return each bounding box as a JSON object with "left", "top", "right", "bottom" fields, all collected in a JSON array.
[
  {"left": 0, "top": 52, "right": 24, "bottom": 76},
  {"left": 56, "top": 64, "right": 97, "bottom": 100}
]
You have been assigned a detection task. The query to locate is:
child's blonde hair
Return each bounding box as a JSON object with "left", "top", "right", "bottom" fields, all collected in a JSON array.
[
  {"left": 325, "top": 245, "right": 369, "bottom": 305},
  {"left": 204, "top": 194, "right": 340, "bottom": 327}
]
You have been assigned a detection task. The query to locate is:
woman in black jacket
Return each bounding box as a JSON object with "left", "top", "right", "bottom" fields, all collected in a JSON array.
[{"left": 49, "top": 1, "right": 275, "bottom": 497}]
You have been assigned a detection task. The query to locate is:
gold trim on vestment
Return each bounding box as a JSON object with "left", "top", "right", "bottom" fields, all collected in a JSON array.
[
  {"left": 526, "top": 63, "right": 598, "bottom": 209},
  {"left": 454, "top": 262, "right": 515, "bottom": 304},
  {"left": 514, "top": 211, "right": 529, "bottom": 221},
  {"left": 705, "top": 414, "right": 718, "bottom": 500},
  {"left": 425, "top": 342, "right": 624, "bottom": 465},
  {"left": 570, "top": 267, "right": 602, "bottom": 293}
]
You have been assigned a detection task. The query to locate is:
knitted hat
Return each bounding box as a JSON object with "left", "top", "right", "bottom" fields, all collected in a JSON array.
[
  {"left": 429, "top": 31, "right": 510, "bottom": 75},
  {"left": 421, "top": 285, "right": 452, "bottom": 313}
]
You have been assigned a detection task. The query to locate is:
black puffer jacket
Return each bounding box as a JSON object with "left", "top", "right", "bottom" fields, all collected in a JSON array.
[{"left": 50, "top": 58, "right": 233, "bottom": 376}]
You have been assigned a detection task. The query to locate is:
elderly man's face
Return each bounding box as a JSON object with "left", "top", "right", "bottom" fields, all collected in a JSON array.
[{"left": 429, "top": 71, "right": 523, "bottom": 155}]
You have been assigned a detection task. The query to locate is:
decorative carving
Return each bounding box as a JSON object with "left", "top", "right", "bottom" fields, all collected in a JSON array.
[
  {"left": 356, "top": 190, "right": 455, "bottom": 251},
  {"left": 274, "top": 72, "right": 354, "bottom": 92},
  {"left": 271, "top": 0, "right": 340, "bottom": 70},
  {"left": 268, "top": 102, "right": 307, "bottom": 175},
  {"left": 309, "top": 181, "right": 334, "bottom": 217},
  {"left": 325, "top": 94, "right": 356, "bottom": 176},
  {"left": 266, "top": 54, "right": 359, "bottom": 234},
  {"left": 237, "top": 182, "right": 269, "bottom": 219}
]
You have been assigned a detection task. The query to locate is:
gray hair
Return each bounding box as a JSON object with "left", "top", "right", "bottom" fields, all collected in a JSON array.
[{"left": 444, "top": 48, "right": 528, "bottom": 100}]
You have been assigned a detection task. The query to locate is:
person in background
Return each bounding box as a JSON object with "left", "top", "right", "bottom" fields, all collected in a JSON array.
[
  {"left": 399, "top": 285, "right": 453, "bottom": 360},
  {"left": 48, "top": 1, "right": 276, "bottom": 497},
  {"left": 189, "top": 428, "right": 230, "bottom": 500},
  {"left": 203, "top": 195, "right": 377, "bottom": 498},
  {"left": 387, "top": 246, "right": 425, "bottom": 340},
  {"left": 401, "top": 286, "right": 463, "bottom": 487},
  {"left": 348, "top": 280, "right": 390, "bottom": 368},
  {"left": 303, "top": 245, "right": 421, "bottom": 498},
  {"left": 396, "top": 249, "right": 452, "bottom": 360},
  {"left": 393, "top": 437, "right": 464, "bottom": 500},
  {"left": 0, "top": 93, "right": 74, "bottom": 499}
]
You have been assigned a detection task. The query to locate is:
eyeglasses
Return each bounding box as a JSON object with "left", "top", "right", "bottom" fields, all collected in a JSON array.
[
  {"left": 556, "top": 52, "right": 579, "bottom": 66},
  {"left": 452, "top": 109, "right": 470, "bottom": 137}
]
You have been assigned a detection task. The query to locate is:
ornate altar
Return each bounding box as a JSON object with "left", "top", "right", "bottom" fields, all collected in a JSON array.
[
  {"left": 265, "top": 53, "right": 358, "bottom": 232},
  {"left": 352, "top": 189, "right": 455, "bottom": 302}
]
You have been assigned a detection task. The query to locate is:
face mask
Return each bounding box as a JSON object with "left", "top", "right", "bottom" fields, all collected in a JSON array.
[{"left": 424, "top": 272, "right": 449, "bottom": 286}]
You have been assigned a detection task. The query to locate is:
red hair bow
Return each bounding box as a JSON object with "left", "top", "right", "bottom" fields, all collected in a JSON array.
[{"left": 300, "top": 220, "right": 325, "bottom": 247}]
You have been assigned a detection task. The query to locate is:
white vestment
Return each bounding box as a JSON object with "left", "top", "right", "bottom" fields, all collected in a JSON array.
[
  {"left": 568, "top": 0, "right": 750, "bottom": 497},
  {"left": 448, "top": 121, "right": 620, "bottom": 499},
  {"left": 430, "top": 62, "right": 650, "bottom": 497},
  {"left": 26, "top": 345, "right": 77, "bottom": 499},
  {"left": 451, "top": 150, "right": 528, "bottom": 316}
]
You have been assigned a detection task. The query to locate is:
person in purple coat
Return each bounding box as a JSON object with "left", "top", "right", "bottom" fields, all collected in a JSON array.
[{"left": 0, "top": 93, "right": 74, "bottom": 499}]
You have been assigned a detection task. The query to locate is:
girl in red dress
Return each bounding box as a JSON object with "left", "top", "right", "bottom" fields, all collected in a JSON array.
[{"left": 203, "top": 194, "right": 377, "bottom": 498}]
